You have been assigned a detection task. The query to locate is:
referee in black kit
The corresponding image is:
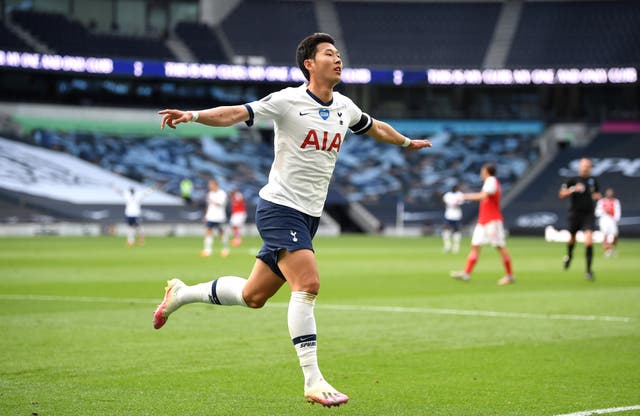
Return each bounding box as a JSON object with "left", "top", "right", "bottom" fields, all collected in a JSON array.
[{"left": 558, "top": 157, "right": 602, "bottom": 280}]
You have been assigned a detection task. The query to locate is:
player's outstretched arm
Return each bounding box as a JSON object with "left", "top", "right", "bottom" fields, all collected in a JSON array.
[
  {"left": 158, "top": 105, "right": 250, "bottom": 129},
  {"left": 366, "top": 119, "right": 432, "bottom": 150}
]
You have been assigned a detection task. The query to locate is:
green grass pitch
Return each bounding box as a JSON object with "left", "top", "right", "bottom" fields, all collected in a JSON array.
[{"left": 1, "top": 235, "right": 639, "bottom": 415}]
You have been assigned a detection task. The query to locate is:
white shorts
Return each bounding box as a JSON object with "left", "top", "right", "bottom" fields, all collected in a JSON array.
[
  {"left": 598, "top": 216, "right": 618, "bottom": 237},
  {"left": 471, "top": 220, "right": 506, "bottom": 247},
  {"left": 230, "top": 212, "right": 247, "bottom": 227}
]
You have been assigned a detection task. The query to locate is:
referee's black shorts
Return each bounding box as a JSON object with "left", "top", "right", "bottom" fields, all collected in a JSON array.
[{"left": 568, "top": 211, "right": 596, "bottom": 234}]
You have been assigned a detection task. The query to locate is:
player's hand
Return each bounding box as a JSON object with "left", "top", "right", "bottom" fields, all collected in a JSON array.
[
  {"left": 158, "top": 109, "right": 192, "bottom": 129},
  {"left": 405, "top": 139, "right": 432, "bottom": 150},
  {"left": 574, "top": 183, "right": 585, "bottom": 193}
]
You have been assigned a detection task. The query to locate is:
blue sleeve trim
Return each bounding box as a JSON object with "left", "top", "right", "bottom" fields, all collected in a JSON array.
[{"left": 244, "top": 104, "right": 254, "bottom": 127}]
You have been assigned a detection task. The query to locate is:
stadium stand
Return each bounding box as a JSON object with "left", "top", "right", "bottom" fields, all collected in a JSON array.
[
  {"left": 0, "top": 117, "right": 540, "bottom": 230},
  {"left": 0, "top": 21, "right": 33, "bottom": 52},
  {"left": 335, "top": 1, "right": 501, "bottom": 68},
  {"left": 174, "top": 21, "right": 228, "bottom": 63},
  {"left": 507, "top": 0, "right": 640, "bottom": 67},
  {"left": 10, "top": 9, "right": 176, "bottom": 61},
  {"left": 221, "top": 0, "right": 318, "bottom": 64}
]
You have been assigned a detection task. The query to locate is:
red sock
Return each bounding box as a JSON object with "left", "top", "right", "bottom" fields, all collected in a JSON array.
[
  {"left": 464, "top": 252, "right": 478, "bottom": 274},
  {"left": 502, "top": 254, "right": 513, "bottom": 276}
]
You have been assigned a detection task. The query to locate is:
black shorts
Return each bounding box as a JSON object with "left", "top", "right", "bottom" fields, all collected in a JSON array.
[
  {"left": 255, "top": 198, "right": 319, "bottom": 281},
  {"left": 568, "top": 211, "right": 595, "bottom": 234}
]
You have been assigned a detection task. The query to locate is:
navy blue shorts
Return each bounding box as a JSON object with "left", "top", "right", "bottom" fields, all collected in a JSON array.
[
  {"left": 445, "top": 219, "right": 461, "bottom": 232},
  {"left": 126, "top": 216, "right": 139, "bottom": 227},
  {"left": 205, "top": 221, "right": 225, "bottom": 231},
  {"left": 255, "top": 198, "right": 320, "bottom": 281}
]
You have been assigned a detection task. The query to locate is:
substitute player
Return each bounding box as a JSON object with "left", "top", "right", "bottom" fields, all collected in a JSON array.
[
  {"left": 229, "top": 188, "right": 247, "bottom": 247},
  {"left": 201, "top": 179, "right": 230, "bottom": 257},
  {"left": 450, "top": 163, "right": 515, "bottom": 285},
  {"left": 155, "top": 33, "right": 432, "bottom": 407},
  {"left": 559, "top": 157, "right": 601, "bottom": 280},
  {"left": 442, "top": 184, "right": 464, "bottom": 253},
  {"left": 595, "top": 188, "right": 620, "bottom": 257}
]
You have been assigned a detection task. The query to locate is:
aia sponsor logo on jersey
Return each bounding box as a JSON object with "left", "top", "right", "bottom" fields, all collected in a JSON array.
[{"left": 300, "top": 129, "right": 342, "bottom": 152}]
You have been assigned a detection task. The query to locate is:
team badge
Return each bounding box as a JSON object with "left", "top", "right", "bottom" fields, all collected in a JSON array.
[{"left": 319, "top": 108, "right": 330, "bottom": 120}]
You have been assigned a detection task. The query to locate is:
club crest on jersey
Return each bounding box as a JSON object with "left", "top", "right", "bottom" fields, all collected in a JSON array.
[{"left": 319, "top": 108, "right": 330, "bottom": 120}]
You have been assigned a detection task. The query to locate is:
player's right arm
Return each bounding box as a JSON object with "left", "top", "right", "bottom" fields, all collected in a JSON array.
[
  {"left": 158, "top": 106, "right": 250, "bottom": 129},
  {"left": 559, "top": 179, "right": 576, "bottom": 199}
]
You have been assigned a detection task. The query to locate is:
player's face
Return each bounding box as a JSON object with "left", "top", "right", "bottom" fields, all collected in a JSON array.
[
  {"left": 307, "top": 42, "right": 342, "bottom": 86},
  {"left": 578, "top": 159, "right": 592, "bottom": 177}
]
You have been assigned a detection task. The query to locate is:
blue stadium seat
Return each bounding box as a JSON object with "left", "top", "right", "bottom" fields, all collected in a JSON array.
[
  {"left": 174, "top": 21, "right": 227, "bottom": 63},
  {"left": 335, "top": 2, "right": 501, "bottom": 68},
  {"left": 507, "top": 1, "right": 640, "bottom": 67},
  {"left": 221, "top": 0, "right": 317, "bottom": 65}
]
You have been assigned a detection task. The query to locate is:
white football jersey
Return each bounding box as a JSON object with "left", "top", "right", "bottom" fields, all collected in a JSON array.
[
  {"left": 122, "top": 188, "right": 152, "bottom": 217},
  {"left": 245, "top": 84, "right": 372, "bottom": 217},
  {"left": 443, "top": 191, "right": 464, "bottom": 221},
  {"left": 205, "top": 189, "right": 228, "bottom": 222}
]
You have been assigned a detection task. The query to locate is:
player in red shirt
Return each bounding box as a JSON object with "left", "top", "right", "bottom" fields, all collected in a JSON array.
[
  {"left": 451, "top": 163, "right": 515, "bottom": 285},
  {"left": 595, "top": 188, "right": 621, "bottom": 257},
  {"left": 229, "top": 189, "right": 248, "bottom": 246}
]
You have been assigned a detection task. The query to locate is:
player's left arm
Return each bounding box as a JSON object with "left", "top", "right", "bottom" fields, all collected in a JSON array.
[
  {"left": 463, "top": 191, "right": 489, "bottom": 202},
  {"left": 366, "top": 119, "right": 432, "bottom": 150}
]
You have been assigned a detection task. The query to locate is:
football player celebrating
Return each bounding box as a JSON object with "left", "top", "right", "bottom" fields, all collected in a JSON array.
[{"left": 155, "top": 33, "right": 431, "bottom": 407}]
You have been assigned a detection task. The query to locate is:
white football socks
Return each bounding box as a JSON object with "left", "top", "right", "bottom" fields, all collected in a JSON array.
[
  {"left": 203, "top": 235, "right": 213, "bottom": 253},
  {"left": 442, "top": 229, "right": 452, "bottom": 251},
  {"left": 177, "top": 276, "right": 247, "bottom": 306},
  {"left": 288, "top": 292, "right": 323, "bottom": 389},
  {"left": 127, "top": 228, "right": 135, "bottom": 245},
  {"left": 210, "top": 276, "right": 248, "bottom": 306}
]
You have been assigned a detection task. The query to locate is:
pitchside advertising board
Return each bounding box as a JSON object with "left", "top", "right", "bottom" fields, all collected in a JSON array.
[{"left": 504, "top": 124, "right": 640, "bottom": 236}]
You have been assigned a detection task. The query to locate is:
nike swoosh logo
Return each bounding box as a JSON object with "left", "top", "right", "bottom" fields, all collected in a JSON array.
[
  {"left": 299, "top": 112, "right": 310, "bottom": 116},
  {"left": 298, "top": 335, "right": 315, "bottom": 342}
]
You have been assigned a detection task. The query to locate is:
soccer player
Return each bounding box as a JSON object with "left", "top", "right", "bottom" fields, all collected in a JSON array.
[
  {"left": 442, "top": 184, "right": 464, "bottom": 253},
  {"left": 201, "top": 179, "right": 230, "bottom": 258},
  {"left": 558, "top": 157, "right": 601, "bottom": 280},
  {"left": 113, "top": 185, "right": 153, "bottom": 246},
  {"left": 155, "top": 33, "right": 432, "bottom": 407},
  {"left": 450, "top": 163, "right": 515, "bottom": 285},
  {"left": 595, "top": 188, "right": 620, "bottom": 257},
  {"left": 229, "top": 188, "right": 247, "bottom": 247}
]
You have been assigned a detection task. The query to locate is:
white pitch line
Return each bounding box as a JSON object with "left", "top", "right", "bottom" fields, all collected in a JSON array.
[
  {"left": 0, "top": 294, "right": 633, "bottom": 323},
  {"left": 553, "top": 404, "right": 640, "bottom": 416}
]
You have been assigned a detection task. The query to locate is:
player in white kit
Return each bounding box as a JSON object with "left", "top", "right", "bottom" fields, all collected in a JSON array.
[
  {"left": 154, "top": 33, "right": 432, "bottom": 407},
  {"left": 442, "top": 185, "right": 464, "bottom": 253},
  {"left": 201, "top": 179, "right": 230, "bottom": 257}
]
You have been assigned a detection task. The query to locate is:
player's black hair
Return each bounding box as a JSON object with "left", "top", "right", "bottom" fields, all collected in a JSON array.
[
  {"left": 129, "top": 187, "right": 135, "bottom": 194},
  {"left": 452, "top": 184, "right": 459, "bottom": 192},
  {"left": 483, "top": 163, "right": 497, "bottom": 176},
  {"left": 296, "top": 33, "right": 336, "bottom": 81}
]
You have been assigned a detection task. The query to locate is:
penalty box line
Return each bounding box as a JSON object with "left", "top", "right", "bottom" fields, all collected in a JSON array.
[{"left": 0, "top": 294, "right": 633, "bottom": 323}]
